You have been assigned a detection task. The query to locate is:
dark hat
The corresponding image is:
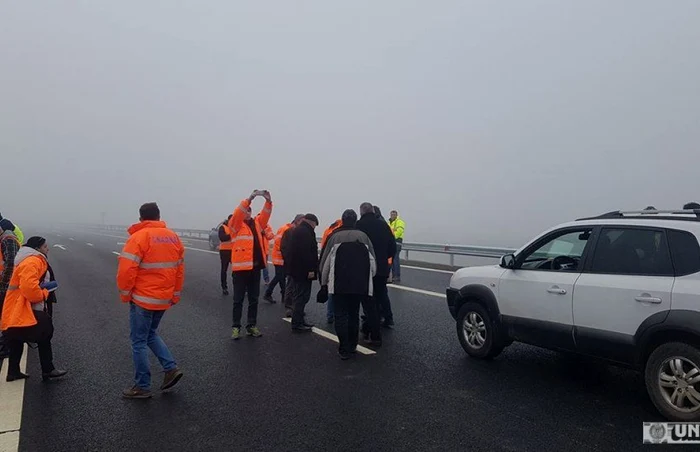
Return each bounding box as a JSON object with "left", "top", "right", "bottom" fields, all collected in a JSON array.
[
  {"left": 0, "top": 218, "right": 14, "bottom": 232},
  {"left": 25, "top": 236, "right": 46, "bottom": 250},
  {"left": 303, "top": 213, "right": 319, "bottom": 225},
  {"left": 341, "top": 209, "right": 357, "bottom": 226},
  {"left": 292, "top": 214, "right": 304, "bottom": 223}
]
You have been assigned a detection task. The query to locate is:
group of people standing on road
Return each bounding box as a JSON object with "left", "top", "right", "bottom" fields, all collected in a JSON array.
[
  {"left": 213, "top": 192, "right": 406, "bottom": 359},
  {"left": 0, "top": 212, "right": 67, "bottom": 383}
]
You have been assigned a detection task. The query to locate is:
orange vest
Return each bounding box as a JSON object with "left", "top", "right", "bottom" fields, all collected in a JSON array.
[
  {"left": 117, "top": 221, "right": 185, "bottom": 311},
  {"left": 219, "top": 223, "right": 233, "bottom": 251},
  {"left": 1, "top": 252, "right": 49, "bottom": 331},
  {"left": 228, "top": 198, "right": 273, "bottom": 272},
  {"left": 321, "top": 219, "right": 342, "bottom": 250},
  {"left": 271, "top": 223, "right": 293, "bottom": 266},
  {"left": 0, "top": 234, "right": 21, "bottom": 276}
]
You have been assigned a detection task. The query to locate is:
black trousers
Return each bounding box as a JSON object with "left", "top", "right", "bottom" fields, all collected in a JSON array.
[
  {"left": 4, "top": 310, "right": 56, "bottom": 374},
  {"left": 219, "top": 250, "right": 232, "bottom": 290},
  {"left": 289, "top": 278, "right": 312, "bottom": 327},
  {"left": 232, "top": 270, "right": 261, "bottom": 328},
  {"left": 361, "top": 295, "right": 382, "bottom": 342},
  {"left": 283, "top": 276, "right": 294, "bottom": 311},
  {"left": 374, "top": 276, "right": 393, "bottom": 323},
  {"left": 334, "top": 294, "right": 363, "bottom": 354},
  {"left": 264, "top": 265, "right": 286, "bottom": 298}
]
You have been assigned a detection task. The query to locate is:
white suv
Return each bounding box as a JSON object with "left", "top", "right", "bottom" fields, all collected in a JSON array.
[{"left": 446, "top": 209, "right": 700, "bottom": 421}]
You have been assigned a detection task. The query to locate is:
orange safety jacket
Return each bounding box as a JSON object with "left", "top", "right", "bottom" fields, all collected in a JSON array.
[
  {"left": 271, "top": 223, "right": 293, "bottom": 266},
  {"left": 0, "top": 233, "right": 21, "bottom": 276},
  {"left": 228, "top": 198, "right": 272, "bottom": 272},
  {"left": 1, "top": 249, "right": 49, "bottom": 331},
  {"left": 219, "top": 223, "right": 233, "bottom": 251},
  {"left": 321, "top": 219, "right": 343, "bottom": 250},
  {"left": 117, "top": 220, "right": 185, "bottom": 311}
]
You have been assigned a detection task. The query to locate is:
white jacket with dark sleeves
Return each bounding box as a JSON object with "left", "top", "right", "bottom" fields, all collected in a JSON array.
[{"left": 320, "top": 228, "right": 377, "bottom": 296}]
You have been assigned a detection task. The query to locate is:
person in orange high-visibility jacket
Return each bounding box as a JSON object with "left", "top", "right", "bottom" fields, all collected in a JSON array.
[
  {"left": 117, "top": 202, "right": 184, "bottom": 399},
  {"left": 218, "top": 214, "right": 233, "bottom": 295},
  {"left": 2, "top": 236, "right": 66, "bottom": 382},
  {"left": 263, "top": 214, "right": 304, "bottom": 304},
  {"left": 227, "top": 190, "right": 273, "bottom": 339},
  {"left": 319, "top": 218, "right": 343, "bottom": 323}
]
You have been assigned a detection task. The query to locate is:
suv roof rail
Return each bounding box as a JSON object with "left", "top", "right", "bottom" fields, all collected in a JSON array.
[{"left": 576, "top": 209, "right": 700, "bottom": 222}]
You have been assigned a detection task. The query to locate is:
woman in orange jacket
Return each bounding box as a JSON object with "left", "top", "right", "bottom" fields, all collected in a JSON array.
[{"left": 1, "top": 236, "right": 67, "bottom": 382}]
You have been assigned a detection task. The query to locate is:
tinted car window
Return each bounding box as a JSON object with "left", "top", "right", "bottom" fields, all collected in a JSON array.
[
  {"left": 667, "top": 229, "right": 700, "bottom": 276},
  {"left": 590, "top": 228, "right": 673, "bottom": 276}
]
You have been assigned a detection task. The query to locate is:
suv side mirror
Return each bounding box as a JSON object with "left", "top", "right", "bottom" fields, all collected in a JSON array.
[{"left": 500, "top": 254, "right": 516, "bottom": 269}]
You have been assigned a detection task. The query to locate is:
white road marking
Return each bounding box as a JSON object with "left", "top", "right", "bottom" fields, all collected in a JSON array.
[
  {"left": 112, "top": 251, "right": 121, "bottom": 256},
  {"left": 69, "top": 238, "right": 75, "bottom": 241},
  {"left": 86, "top": 243, "right": 94, "bottom": 247},
  {"left": 282, "top": 318, "right": 376, "bottom": 355},
  {"left": 53, "top": 244, "right": 67, "bottom": 251},
  {"left": 117, "top": 242, "right": 125, "bottom": 245},
  {"left": 388, "top": 284, "right": 444, "bottom": 298},
  {"left": 402, "top": 265, "right": 454, "bottom": 274},
  {"left": 0, "top": 344, "right": 28, "bottom": 452}
]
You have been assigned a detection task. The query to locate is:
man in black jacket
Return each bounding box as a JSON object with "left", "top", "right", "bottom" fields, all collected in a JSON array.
[
  {"left": 356, "top": 202, "right": 397, "bottom": 341},
  {"left": 285, "top": 214, "right": 319, "bottom": 331},
  {"left": 319, "top": 209, "right": 376, "bottom": 359}
]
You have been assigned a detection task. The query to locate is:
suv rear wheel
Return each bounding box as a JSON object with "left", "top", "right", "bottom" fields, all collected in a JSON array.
[
  {"left": 645, "top": 342, "right": 700, "bottom": 421},
  {"left": 456, "top": 301, "right": 504, "bottom": 359}
]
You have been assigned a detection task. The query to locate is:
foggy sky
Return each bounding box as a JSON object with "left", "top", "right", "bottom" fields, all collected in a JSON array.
[{"left": 2, "top": 1, "right": 699, "bottom": 248}]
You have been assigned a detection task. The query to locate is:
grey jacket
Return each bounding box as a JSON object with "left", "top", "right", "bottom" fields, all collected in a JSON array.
[{"left": 320, "top": 228, "right": 377, "bottom": 295}]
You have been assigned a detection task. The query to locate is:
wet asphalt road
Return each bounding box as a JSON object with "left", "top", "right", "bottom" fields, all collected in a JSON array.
[{"left": 10, "top": 229, "right": 673, "bottom": 451}]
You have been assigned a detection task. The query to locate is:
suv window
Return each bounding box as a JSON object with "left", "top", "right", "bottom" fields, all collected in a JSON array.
[
  {"left": 520, "top": 229, "right": 591, "bottom": 271},
  {"left": 667, "top": 229, "right": 700, "bottom": 276},
  {"left": 590, "top": 228, "right": 673, "bottom": 276}
]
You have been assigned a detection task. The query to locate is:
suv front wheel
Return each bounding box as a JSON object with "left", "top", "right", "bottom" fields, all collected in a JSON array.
[
  {"left": 456, "top": 301, "right": 504, "bottom": 360},
  {"left": 645, "top": 342, "right": 700, "bottom": 421}
]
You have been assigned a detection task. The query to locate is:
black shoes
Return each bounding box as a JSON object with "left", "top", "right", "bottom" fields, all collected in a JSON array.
[
  {"left": 6, "top": 372, "right": 29, "bottom": 382},
  {"left": 42, "top": 369, "right": 67, "bottom": 382},
  {"left": 292, "top": 325, "right": 312, "bottom": 332}
]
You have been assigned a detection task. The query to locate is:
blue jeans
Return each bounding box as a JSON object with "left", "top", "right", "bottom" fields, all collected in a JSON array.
[
  {"left": 326, "top": 294, "right": 334, "bottom": 320},
  {"left": 130, "top": 303, "right": 176, "bottom": 390}
]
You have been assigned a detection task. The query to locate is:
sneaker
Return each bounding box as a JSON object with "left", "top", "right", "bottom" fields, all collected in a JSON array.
[
  {"left": 160, "top": 368, "right": 183, "bottom": 391},
  {"left": 263, "top": 294, "right": 276, "bottom": 304},
  {"left": 231, "top": 327, "right": 241, "bottom": 340},
  {"left": 246, "top": 326, "right": 263, "bottom": 337},
  {"left": 42, "top": 369, "right": 67, "bottom": 382},
  {"left": 122, "top": 386, "right": 153, "bottom": 399}
]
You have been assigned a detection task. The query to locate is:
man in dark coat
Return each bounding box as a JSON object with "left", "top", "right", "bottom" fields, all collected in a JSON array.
[
  {"left": 285, "top": 214, "right": 319, "bottom": 331},
  {"left": 319, "top": 209, "right": 376, "bottom": 359},
  {"left": 356, "top": 202, "right": 397, "bottom": 343}
]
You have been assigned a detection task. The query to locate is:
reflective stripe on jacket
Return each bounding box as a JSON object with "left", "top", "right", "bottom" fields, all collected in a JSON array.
[
  {"left": 117, "top": 220, "right": 185, "bottom": 311},
  {"left": 228, "top": 198, "right": 272, "bottom": 272},
  {"left": 1, "top": 250, "right": 49, "bottom": 331},
  {"left": 219, "top": 224, "right": 233, "bottom": 251},
  {"left": 271, "top": 223, "right": 292, "bottom": 266}
]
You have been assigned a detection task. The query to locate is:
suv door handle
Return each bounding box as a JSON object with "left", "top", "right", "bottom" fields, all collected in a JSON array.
[
  {"left": 635, "top": 296, "right": 662, "bottom": 304},
  {"left": 547, "top": 287, "right": 567, "bottom": 295}
]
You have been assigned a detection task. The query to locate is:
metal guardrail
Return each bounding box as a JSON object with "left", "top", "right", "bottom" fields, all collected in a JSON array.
[{"left": 83, "top": 224, "right": 515, "bottom": 266}]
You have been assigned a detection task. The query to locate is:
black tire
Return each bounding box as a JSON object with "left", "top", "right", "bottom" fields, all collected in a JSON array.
[
  {"left": 645, "top": 341, "right": 700, "bottom": 421},
  {"left": 456, "top": 301, "right": 504, "bottom": 360}
]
